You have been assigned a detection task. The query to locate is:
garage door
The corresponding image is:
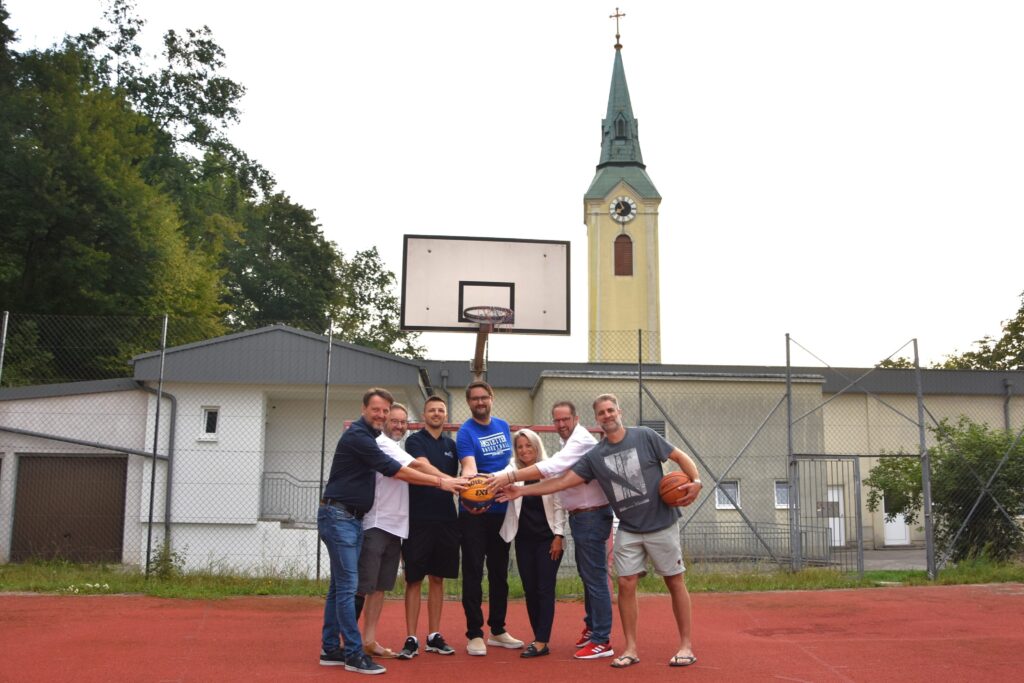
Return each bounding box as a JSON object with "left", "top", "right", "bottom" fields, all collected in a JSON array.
[{"left": 11, "top": 455, "right": 127, "bottom": 563}]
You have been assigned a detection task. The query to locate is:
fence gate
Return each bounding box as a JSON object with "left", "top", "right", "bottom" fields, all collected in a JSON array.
[{"left": 793, "top": 456, "right": 863, "bottom": 574}]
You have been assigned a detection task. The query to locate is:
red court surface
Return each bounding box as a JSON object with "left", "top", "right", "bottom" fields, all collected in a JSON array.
[{"left": 2, "top": 584, "right": 1022, "bottom": 682}]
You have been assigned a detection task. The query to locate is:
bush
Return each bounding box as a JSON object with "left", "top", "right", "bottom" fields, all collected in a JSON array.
[{"left": 865, "top": 417, "right": 1024, "bottom": 562}]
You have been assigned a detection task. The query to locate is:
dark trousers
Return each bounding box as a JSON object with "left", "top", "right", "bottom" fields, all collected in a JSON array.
[
  {"left": 515, "top": 534, "right": 562, "bottom": 643},
  {"left": 460, "top": 512, "right": 510, "bottom": 639}
]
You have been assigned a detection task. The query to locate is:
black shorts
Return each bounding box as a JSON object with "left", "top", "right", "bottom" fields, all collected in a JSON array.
[
  {"left": 402, "top": 519, "right": 460, "bottom": 584},
  {"left": 357, "top": 528, "right": 402, "bottom": 594}
]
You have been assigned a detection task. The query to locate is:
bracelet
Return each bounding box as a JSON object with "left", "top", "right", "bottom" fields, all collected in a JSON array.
[
  {"left": 507, "top": 470, "right": 516, "bottom": 484},
  {"left": 692, "top": 479, "right": 702, "bottom": 485},
  {"left": 436, "top": 476, "right": 442, "bottom": 488}
]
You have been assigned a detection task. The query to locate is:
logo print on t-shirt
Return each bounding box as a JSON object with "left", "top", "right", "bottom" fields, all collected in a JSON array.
[{"left": 600, "top": 446, "right": 648, "bottom": 512}]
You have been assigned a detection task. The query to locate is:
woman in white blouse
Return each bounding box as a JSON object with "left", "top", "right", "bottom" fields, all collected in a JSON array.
[{"left": 500, "top": 428, "right": 567, "bottom": 658}]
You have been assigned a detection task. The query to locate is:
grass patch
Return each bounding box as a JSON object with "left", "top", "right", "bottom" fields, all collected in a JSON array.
[{"left": 2, "top": 558, "right": 1022, "bottom": 601}]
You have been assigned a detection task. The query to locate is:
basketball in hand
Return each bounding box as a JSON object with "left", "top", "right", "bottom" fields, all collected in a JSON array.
[
  {"left": 659, "top": 470, "right": 692, "bottom": 507},
  {"left": 460, "top": 475, "right": 495, "bottom": 514}
]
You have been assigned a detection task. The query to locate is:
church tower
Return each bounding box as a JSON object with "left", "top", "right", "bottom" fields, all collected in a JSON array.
[{"left": 585, "top": 25, "right": 661, "bottom": 363}]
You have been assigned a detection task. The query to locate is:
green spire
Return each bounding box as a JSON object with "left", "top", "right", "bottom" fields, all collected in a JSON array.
[{"left": 586, "top": 44, "right": 659, "bottom": 199}]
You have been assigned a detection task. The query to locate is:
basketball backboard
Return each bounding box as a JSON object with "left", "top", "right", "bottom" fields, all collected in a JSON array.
[{"left": 400, "top": 235, "right": 570, "bottom": 334}]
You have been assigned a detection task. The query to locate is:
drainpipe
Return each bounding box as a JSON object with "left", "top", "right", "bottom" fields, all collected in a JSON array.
[
  {"left": 440, "top": 368, "right": 452, "bottom": 410},
  {"left": 1004, "top": 378, "right": 1014, "bottom": 432},
  {"left": 138, "top": 383, "right": 177, "bottom": 545}
]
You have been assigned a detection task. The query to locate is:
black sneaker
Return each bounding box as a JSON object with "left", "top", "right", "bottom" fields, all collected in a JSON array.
[
  {"left": 397, "top": 636, "right": 419, "bottom": 659},
  {"left": 426, "top": 632, "right": 455, "bottom": 655},
  {"left": 345, "top": 653, "right": 386, "bottom": 675},
  {"left": 320, "top": 648, "right": 346, "bottom": 667}
]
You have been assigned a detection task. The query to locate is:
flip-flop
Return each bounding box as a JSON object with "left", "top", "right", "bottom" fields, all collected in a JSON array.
[
  {"left": 611, "top": 655, "right": 640, "bottom": 668},
  {"left": 364, "top": 643, "right": 397, "bottom": 659},
  {"left": 669, "top": 654, "right": 697, "bottom": 667}
]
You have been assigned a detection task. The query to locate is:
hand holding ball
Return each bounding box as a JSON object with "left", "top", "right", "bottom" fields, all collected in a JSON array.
[
  {"left": 659, "top": 470, "right": 693, "bottom": 507},
  {"left": 460, "top": 475, "right": 495, "bottom": 514}
]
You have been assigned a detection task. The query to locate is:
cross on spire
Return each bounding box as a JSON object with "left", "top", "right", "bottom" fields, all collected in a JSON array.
[{"left": 610, "top": 7, "right": 626, "bottom": 49}]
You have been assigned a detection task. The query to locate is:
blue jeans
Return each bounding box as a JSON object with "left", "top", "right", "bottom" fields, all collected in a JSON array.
[
  {"left": 569, "top": 506, "right": 613, "bottom": 644},
  {"left": 319, "top": 504, "right": 364, "bottom": 658}
]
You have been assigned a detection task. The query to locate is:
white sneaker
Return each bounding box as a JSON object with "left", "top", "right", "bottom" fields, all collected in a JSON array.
[
  {"left": 487, "top": 632, "right": 524, "bottom": 649},
  {"left": 467, "top": 637, "right": 487, "bottom": 656}
]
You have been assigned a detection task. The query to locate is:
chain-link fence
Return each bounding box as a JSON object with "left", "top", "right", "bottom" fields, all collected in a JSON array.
[{"left": 1, "top": 315, "right": 1022, "bottom": 582}]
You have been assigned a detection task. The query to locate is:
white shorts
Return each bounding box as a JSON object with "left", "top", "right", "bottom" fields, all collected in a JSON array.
[{"left": 613, "top": 521, "right": 685, "bottom": 577}]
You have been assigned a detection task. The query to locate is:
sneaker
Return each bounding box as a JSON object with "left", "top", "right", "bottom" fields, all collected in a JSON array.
[
  {"left": 319, "top": 648, "right": 346, "bottom": 667},
  {"left": 487, "top": 632, "right": 524, "bottom": 649},
  {"left": 426, "top": 632, "right": 455, "bottom": 655},
  {"left": 467, "top": 637, "right": 487, "bottom": 656},
  {"left": 574, "top": 641, "right": 615, "bottom": 660},
  {"left": 345, "top": 653, "right": 386, "bottom": 675},
  {"left": 575, "top": 627, "right": 593, "bottom": 648},
  {"left": 396, "top": 636, "right": 418, "bottom": 660}
]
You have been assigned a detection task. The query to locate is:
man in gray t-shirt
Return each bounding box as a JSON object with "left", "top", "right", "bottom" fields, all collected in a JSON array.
[
  {"left": 498, "top": 393, "right": 703, "bottom": 670},
  {"left": 571, "top": 425, "right": 678, "bottom": 534}
]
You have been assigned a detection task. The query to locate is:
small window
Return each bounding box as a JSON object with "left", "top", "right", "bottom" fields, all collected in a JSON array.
[
  {"left": 775, "top": 481, "right": 790, "bottom": 509},
  {"left": 614, "top": 234, "right": 633, "bottom": 276},
  {"left": 640, "top": 420, "right": 665, "bottom": 437},
  {"left": 716, "top": 480, "right": 740, "bottom": 510},
  {"left": 200, "top": 407, "right": 219, "bottom": 440}
]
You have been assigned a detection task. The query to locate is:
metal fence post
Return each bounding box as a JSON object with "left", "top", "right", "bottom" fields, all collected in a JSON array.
[
  {"left": 144, "top": 314, "right": 169, "bottom": 577},
  {"left": 316, "top": 323, "right": 334, "bottom": 581},
  {"left": 638, "top": 329, "right": 643, "bottom": 424},
  {"left": 914, "top": 339, "right": 936, "bottom": 579},
  {"left": 786, "top": 333, "right": 802, "bottom": 571},
  {"left": 0, "top": 311, "right": 8, "bottom": 386}
]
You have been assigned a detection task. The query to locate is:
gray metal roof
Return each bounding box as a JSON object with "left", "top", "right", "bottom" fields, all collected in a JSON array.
[
  {"left": 0, "top": 378, "right": 143, "bottom": 401},
  {"left": 131, "top": 324, "right": 424, "bottom": 387},
  {"left": 419, "top": 360, "right": 1021, "bottom": 397}
]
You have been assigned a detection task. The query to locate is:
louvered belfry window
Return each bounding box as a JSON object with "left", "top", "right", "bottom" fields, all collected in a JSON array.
[{"left": 614, "top": 234, "right": 633, "bottom": 276}]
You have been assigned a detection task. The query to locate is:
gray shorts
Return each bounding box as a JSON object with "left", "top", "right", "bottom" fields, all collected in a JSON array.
[
  {"left": 613, "top": 521, "right": 685, "bottom": 577},
  {"left": 357, "top": 527, "right": 402, "bottom": 594}
]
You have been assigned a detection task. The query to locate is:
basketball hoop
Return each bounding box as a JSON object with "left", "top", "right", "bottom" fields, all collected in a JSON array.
[
  {"left": 463, "top": 306, "right": 514, "bottom": 382},
  {"left": 463, "top": 306, "right": 515, "bottom": 327}
]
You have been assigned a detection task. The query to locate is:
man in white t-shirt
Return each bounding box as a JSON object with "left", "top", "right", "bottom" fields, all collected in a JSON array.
[{"left": 357, "top": 403, "right": 445, "bottom": 659}]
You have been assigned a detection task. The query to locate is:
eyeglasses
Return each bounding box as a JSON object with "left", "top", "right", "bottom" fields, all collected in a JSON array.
[{"left": 468, "top": 395, "right": 492, "bottom": 402}]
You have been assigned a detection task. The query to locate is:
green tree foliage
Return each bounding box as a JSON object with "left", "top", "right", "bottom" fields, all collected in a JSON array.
[
  {"left": 865, "top": 418, "right": 1024, "bottom": 561},
  {"left": 336, "top": 248, "right": 426, "bottom": 358},
  {"left": 0, "top": 1, "right": 422, "bottom": 387},
  {"left": 938, "top": 291, "right": 1024, "bottom": 371}
]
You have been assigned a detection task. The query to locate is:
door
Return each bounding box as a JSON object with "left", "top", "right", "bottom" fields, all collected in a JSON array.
[
  {"left": 11, "top": 455, "right": 127, "bottom": 563},
  {"left": 882, "top": 497, "right": 911, "bottom": 546},
  {"left": 827, "top": 485, "right": 846, "bottom": 547}
]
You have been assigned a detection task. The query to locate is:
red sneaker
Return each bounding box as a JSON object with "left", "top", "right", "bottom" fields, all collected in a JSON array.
[
  {"left": 575, "top": 628, "right": 593, "bottom": 648},
  {"left": 574, "top": 641, "right": 615, "bottom": 660}
]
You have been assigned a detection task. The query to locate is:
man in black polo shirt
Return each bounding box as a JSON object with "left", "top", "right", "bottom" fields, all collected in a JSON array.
[
  {"left": 319, "top": 388, "right": 467, "bottom": 675},
  {"left": 397, "top": 395, "right": 460, "bottom": 659}
]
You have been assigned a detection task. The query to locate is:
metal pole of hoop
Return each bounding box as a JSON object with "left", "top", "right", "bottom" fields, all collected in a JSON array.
[{"left": 463, "top": 306, "right": 514, "bottom": 382}]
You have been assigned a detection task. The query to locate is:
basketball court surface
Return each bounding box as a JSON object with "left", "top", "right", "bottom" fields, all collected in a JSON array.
[{"left": 2, "top": 583, "right": 1021, "bottom": 681}]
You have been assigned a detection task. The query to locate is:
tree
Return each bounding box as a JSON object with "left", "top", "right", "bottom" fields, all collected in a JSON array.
[
  {"left": 938, "top": 291, "right": 1024, "bottom": 370},
  {"left": 865, "top": 417, "right": 1024, "bottom": 561},
  {"left": 336, "top": 248, "right": 425, "bottom": 358}
]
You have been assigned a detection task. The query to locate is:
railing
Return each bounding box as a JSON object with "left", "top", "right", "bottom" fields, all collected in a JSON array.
[
  {"left": 260, "top": 472, "right": 320, "bottom": 525},
  {"left": 683, "top": 522, "right": 833, "bottom": 566}
]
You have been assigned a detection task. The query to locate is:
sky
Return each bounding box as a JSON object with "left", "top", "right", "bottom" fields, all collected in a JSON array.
[{"left": 7, "top": 1, "right": 1024, "bottom": 369}]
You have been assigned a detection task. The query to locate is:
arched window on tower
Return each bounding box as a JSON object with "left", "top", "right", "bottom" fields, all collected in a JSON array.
[
  {"left": 614, "top": 234, "right": 633, "bottom": 276},
  {"left": 615, "top": 118, "right": 626, "bottom": 138}
]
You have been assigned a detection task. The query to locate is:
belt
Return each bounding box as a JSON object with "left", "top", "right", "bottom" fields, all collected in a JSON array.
[
  {"left": 569, "top": 504, "right": 609, "bottom": 516},
  {"left": 320, "top": 498, "right": 366, "bottom": 520}
]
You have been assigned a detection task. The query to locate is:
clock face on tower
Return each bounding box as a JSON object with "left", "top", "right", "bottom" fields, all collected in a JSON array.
[{"left": 609, "top": 196, "right": 637, "bottom": 223}]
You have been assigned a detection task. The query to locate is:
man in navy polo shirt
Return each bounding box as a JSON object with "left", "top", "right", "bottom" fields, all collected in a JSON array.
[
  {"left": 457, "top": 381, "right": 524, "bottom": 656},
  {"left": 319, "top": 388, "right": 467, "bottom": 675}
]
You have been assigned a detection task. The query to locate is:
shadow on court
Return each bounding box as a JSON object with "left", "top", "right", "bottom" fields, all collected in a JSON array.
[{"left": 1, "top": 583, "right": 1021, "bottom": 681}]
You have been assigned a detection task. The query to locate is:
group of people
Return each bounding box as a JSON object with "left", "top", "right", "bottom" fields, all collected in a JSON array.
[{"left": 318, "top": 382, "right": 703, "bottom": 674}]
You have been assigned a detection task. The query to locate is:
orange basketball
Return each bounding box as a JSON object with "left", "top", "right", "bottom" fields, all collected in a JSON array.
[
  {"left": 659, "top": 470, "right": 692, "bottom": 507},
  {"left": 460, "top": 475, "right": 495, "bottom": 515}
]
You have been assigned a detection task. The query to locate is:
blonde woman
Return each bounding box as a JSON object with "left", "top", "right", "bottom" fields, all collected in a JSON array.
[{"left": 500, "top": 429, "right": 567, "bottom": 658}]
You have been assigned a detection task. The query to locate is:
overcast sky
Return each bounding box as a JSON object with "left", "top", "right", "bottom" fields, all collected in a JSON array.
[{"left": 7, "top": 1, "right": 1023, "bottom": 368}]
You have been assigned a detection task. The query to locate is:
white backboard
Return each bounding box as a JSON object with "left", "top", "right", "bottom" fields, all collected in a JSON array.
[{"left": 401, "top": 235, "right": 570, "bottom": 334}]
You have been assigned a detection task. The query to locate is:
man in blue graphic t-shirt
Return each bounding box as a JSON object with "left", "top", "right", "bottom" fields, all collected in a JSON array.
[{"left": 456, "top": 381, "right": 524, "bottom": 656}]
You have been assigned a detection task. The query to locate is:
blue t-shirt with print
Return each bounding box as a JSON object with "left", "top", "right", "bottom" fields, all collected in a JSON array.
[{"left": 456, "top": 416, "right": 512, "bottom": 515}]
